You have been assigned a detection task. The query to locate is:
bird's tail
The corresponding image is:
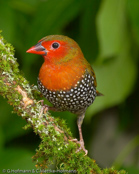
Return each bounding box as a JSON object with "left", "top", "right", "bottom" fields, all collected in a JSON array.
[{"left": 96, "top": 90, "right": 104, "bottom": 96}]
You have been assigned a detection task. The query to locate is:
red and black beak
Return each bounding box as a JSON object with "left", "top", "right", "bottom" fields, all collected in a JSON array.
[{"left": 26, "top": 42, "right": 47, "bottom": 56}]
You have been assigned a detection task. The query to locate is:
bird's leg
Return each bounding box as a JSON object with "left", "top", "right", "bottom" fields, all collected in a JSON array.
[
  {"left": 76, "top": 113, "right": 88, "bottom": 155},
  {"left": 70, "top": 113, "right": 88, "bottom": 155}
]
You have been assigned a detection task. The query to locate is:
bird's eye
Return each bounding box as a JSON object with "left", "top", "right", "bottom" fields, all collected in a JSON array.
[{"left": 52, "top": 42, "right": 60, "bottom": 49}]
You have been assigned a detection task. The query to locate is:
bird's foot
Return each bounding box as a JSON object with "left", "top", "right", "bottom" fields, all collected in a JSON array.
[
  {"left": 76, "top": 140, "right": 88, "bottom": 155},
  {"left": 70, "top": 139, "right": 88, "bottom": 155}
]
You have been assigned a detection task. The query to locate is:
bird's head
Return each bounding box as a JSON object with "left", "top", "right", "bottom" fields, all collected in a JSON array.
[{"left": 26, "top": 35, "right": 83, "bottom": 64}]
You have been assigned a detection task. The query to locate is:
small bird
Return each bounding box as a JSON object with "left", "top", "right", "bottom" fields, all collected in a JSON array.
[{"left": 27, "top": 35, "right": 102, "bottom": 155}]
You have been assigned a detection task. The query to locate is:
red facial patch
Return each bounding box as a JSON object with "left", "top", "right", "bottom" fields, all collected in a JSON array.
[{"left": 41, "top": 40, "right": 69, "bottom": 62}]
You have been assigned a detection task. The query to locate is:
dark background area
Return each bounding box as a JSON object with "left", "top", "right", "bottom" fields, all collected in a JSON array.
[{"left": 0, "top": 0, "right": 139, "bottom": 173}]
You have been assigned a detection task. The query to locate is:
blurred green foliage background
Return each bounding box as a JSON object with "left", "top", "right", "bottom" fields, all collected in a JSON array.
[{"left": 0, "top": 0, "right": 139, "bottom": 173}]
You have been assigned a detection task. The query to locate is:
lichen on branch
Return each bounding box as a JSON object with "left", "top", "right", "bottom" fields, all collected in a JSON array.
[{"left": 0, "top": 32, "right": 127, "bottom": 174}]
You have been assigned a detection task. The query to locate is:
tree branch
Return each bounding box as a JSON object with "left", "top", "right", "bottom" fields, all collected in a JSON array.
[{"left": 0, "top": 32, "right": 127, "bottom": 174}]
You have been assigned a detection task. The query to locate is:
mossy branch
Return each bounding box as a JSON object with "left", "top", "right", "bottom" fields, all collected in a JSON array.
[{"left": 0, "top": 32, "right": 127, "bottom": 174}]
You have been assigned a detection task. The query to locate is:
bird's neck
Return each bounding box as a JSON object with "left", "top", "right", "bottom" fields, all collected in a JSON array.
[{"left": 39, "top": 55, "right": 88, "bottom": 91}]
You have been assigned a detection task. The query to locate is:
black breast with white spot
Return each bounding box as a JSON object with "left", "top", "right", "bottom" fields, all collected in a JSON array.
[{"left": 37, "top": 71, "right": 97, "bottom": 113}]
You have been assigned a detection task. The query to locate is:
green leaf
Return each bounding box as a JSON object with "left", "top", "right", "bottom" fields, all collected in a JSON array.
[
  {"left": 86, "top": 0, "right": 137, "bottom": 119},
  {"left": 9, "top": 0, "right": 37, "bottom": 15},
  {"left": 78, "top": 0, "right": 101, "bottom": 61},
  {"left": 96, "top": 0, "right": 127, "bottom": 58},
  {"left": 127, "top": 0, "right": 139, "bottom": 46}
]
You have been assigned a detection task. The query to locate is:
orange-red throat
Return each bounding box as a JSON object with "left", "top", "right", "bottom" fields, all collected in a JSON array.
[{"left": 26, "top": 35, "right": 88, "bottom": 91}]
